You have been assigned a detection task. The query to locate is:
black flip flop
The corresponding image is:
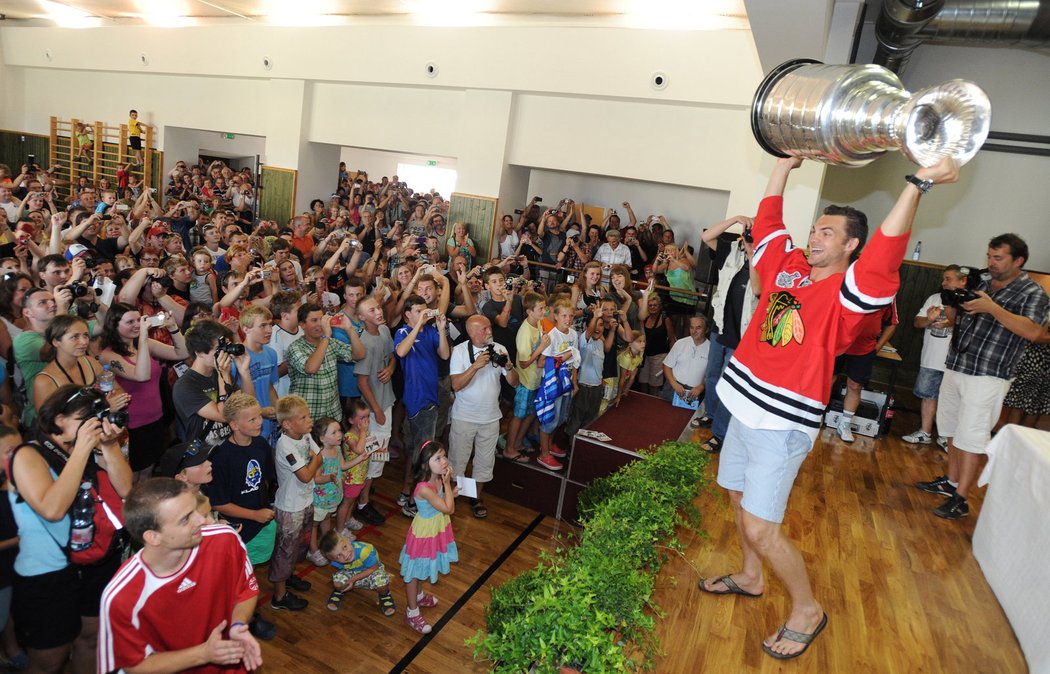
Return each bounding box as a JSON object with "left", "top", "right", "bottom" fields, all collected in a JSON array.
[
  {"left": 762, "top": 612, "right": 829, "bottom": 660},
  {"left": 500, "top": 452, "right": 530, "bottom": 463},
  {"left": 698, "top": 575, "right": 762, "bottom": 598}
]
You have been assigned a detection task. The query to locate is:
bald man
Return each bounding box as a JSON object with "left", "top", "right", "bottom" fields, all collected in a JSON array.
[{"left": 448, "top": 315, "right": 519, "bottom": 519}]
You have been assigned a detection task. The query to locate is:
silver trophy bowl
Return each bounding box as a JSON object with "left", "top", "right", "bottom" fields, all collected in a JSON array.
[{"left": 751, "top": 59, "right": 991, "bottom": 167}]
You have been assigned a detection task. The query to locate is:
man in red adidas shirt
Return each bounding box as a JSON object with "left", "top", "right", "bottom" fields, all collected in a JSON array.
[
  {"left": 98, "top": 479, "right": 262, "bottom": 673},
  {"left": 701, "top": 156, "right": 959, "bottom": 660}
]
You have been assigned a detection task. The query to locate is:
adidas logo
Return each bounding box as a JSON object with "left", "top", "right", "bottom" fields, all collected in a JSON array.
[{"left": 177, "top": 577, "right": 197, "bottom": 593}]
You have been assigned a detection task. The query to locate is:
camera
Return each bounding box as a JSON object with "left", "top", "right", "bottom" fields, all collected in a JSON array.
[
  {"left": 215, "top": 336, "right": 245, "bottom": 357},
  {"left": 514, "top": 209, "right": 524, "bottom": 215},
  {"left": 259, "top": 270, "right": 273, "bottom": 280},
  {"left": 71, "top": 300, "right": 100, "bottom": 317},
  {"left": 305, "top": 281, "right": 318, "bottom": 294},
  {"left": 147, "top": 312, "right": 168, "bottom": 328},
  {"left": 86, "top": 396, "right": 128, "bottom": 429},
  {"left": 64, "top": 282, "right": 101, "bottom": 299},
  {"left": 940, "top": 287, "right": 981, "bottom": 309},
  {"left": 742, "top": 224, "right": 754, "bottom": 244},
  {"left": 484, "top": 343, "right": 510, "bottom": 368}
]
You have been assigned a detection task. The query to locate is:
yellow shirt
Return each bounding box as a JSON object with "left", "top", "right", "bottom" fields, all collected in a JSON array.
[
  {"left": 128, "top": 117, "right": 141, "bottom": 136},
  {"left": 515, "top": 320, "right": 543, "bottom": 391},
  {"left": 617, "top": 349, "right": 643, "bottom": 372}
]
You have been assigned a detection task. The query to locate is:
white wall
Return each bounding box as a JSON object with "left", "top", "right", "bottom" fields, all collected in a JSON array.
[
  {"left": 162, "top": 126, "right": 265, "bottom": 177},
  {"left": 526, "top": 168, "right": 730, "bottom": 243},
  {"left": 818, "top": 35, "right": 1050, "bottom": 271},
  {"left": 0, "top": 21, "right": 827, "bottom": 238},
  {"left": 338, "top": 147, "right": 457, "bottom": 184}
]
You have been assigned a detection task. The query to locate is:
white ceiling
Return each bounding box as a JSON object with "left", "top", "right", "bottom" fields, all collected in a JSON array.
[{"left": 0, "top": 0, "right": 750, "bottom": 24}]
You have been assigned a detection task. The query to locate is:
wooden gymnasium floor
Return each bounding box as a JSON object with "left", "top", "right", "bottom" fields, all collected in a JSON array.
[{"left": 254, "top": 409, "right": 1028, "bottom": 674}]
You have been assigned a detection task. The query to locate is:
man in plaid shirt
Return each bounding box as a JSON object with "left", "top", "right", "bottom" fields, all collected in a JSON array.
[
  {"left": 915, "top": 233, "right": 1049, "bottom": 520},
  {"left": 286, "top": 303, "right": 363, "bottom": 421}
]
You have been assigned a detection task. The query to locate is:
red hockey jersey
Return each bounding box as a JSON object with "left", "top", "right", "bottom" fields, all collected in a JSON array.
[{"left": 716, "top": 196, "right": 906, "bottom": 440}]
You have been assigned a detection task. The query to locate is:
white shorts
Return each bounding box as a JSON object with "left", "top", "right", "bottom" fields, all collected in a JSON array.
[{"left": 936, "top": 370, "right": 1012, "bottom": 455}]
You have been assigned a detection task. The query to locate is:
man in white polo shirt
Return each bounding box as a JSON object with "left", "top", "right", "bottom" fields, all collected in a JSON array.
[{"left": 662, "top": 314, "right": 711, "bottom": 403}]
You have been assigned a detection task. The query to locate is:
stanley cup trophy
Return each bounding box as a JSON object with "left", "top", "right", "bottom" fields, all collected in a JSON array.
[{"left": 751, "top": 59, "right": 991, "bottom": 167}]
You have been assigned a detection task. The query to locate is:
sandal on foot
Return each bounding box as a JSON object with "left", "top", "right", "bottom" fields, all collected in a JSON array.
[
  {"left": 702, "top": 437, "right": 722, "bottom": 454},
  {"left": 326, "top": 590, "right": 344, "bottom": 612},
  {"left": 690, "top": 416, "right": 711, "bottom": 429},
  {"left": 500, "top": 451, "right": 530, "bottom": 463},
  {"left": 378, "top": 591, "right": 397, "bottom": 617},
  {"left": 762, "top": 613, "right": 829, "bottom": 660},
  {"left": 417, "top": 592, "right": 439, "bottom": 608},
  {"left": 405, "top": 613, "right": 432, "bottom": 634},
  {"left": 471, "top": 500, "right": 488, "bottom": 519},
  {"left": 698, "top": 575, "right": 763, "bottom": 598}
]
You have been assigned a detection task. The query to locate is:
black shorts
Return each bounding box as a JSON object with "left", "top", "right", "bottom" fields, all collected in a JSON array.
[
  {"left": 836, "top": 350, "right": 877, "bottom": 386},
  {"left": 12, "top": 555, "right": 122, "bottom": 650},
  {"left": 129, "top": 136, "right": 142, "bottom": 151}
]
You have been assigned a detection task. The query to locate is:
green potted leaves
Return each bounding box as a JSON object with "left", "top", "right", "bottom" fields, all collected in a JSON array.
[{"left": 468, "top": 440, "right": 710, "bottom": 673}]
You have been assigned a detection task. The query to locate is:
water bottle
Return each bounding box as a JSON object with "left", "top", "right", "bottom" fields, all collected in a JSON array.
[
  {"left": 70, "top": 482, "right": 95, "bottom": 552},
  {"left": 97, "top": 364, "right": 115, "bottom": 394},
  {"left": 911, "top": 241, "right": 922, "bottom": 261}
]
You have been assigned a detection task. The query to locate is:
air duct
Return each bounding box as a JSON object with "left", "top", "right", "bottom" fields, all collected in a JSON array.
[{"left": 874, "top": 0, "right": 1050, "bottom": 73}]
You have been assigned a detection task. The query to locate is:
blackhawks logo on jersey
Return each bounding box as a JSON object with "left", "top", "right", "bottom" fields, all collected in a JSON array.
[{"left": 760, "top": 291, "right": 805, "bottom": 347}]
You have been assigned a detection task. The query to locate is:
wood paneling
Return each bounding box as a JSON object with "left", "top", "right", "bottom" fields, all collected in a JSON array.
[
  {"left": 882, "top": 260, "right": 949, "bottom": 391},
  {"left": 0, "top": 130, "right": 50, "bottom": 176},
  {"left": 259, "top": 166, "right": 297, "bottom": 224},
  {"left": 448, "top": 192, "right": 498, "bottom": 261},
  {"left": 254, "top": 408, "right": 1025, "bottom": 673}
]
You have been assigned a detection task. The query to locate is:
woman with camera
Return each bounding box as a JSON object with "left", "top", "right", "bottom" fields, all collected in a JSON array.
[
  {"left": 32, "top": 315, "right": 131, "bottom": 426},
  {"left": 653, "top": 241, "right": 700, "bottom": 314},
  {"left": 7, "top": 384, "right": 132, "bottom": 674},
  {"left": 99, "top": 303, "right": 189, "bottom": 478}
]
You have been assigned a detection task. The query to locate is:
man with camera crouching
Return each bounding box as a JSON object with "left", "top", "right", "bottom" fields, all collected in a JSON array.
[
  {"left": 449, "top": 315, "right": 519, "bottom": 519},
  {"left": 915, "top": 234, "right": 1049, "bottom": 520},
  {"left": 173, "top": 320, "right": 256, "bottom": 450}
]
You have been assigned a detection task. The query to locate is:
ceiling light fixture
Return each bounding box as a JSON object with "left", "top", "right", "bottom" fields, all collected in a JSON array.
[
  {"left": 135, "top": 0, "right": 193, "bottom": 27},
  {"left": 37, "top": 0, "right": 101, "bottom": 28},
  {"left": 402, "top": 0, "right": 495, "bottom": 27}
]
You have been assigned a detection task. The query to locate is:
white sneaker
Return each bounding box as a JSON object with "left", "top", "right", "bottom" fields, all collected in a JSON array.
[
  {"left": 837, "top": 420, "right": 855, "bottom": 443},
  {"left": 345, "top": 516, "right": 364, "bottom": 531},
  {"left": 307, "top": 549, "right": 329, "bottom": 567},
  {"left": 902, "top": 430, "right": 933, "bottom": 444},
  {"left": 936, "top": 436, "right": 949, "bottom": 452}
]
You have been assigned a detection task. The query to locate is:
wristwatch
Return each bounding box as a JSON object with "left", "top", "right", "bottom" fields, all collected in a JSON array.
[{"left": 905, "top": 174, "right": 934, "bottom": 194}]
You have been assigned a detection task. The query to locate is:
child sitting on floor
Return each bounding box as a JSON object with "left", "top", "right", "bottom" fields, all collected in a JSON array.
[{"left": 319, "top": 530, "right": 396, "bottom": 616}]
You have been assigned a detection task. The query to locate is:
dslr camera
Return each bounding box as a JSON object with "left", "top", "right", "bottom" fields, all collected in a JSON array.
[
  {"left": 64, "top": 282, "right": 102, "bottom": 299},
  {"left": 86, "top": 395, "right": 129, "bottom": 429},
  {"left": 484, "top": 343, "right": 510, "bottom": 368},
  {"left": 214, "top": 336, "right": 245, "bottom": 358}
]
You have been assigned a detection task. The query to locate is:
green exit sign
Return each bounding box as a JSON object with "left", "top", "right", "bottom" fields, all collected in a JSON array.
[
  {"left": 222, "top": 133, "right": 236, "bottom": 140},
  {"left": 426, "top": 160, "right": 437, "bottom": 166}
]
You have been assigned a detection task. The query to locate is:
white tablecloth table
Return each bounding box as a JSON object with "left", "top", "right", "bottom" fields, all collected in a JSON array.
[{"left": 973, "top": 424, "right": 1050, "bottom": 673}]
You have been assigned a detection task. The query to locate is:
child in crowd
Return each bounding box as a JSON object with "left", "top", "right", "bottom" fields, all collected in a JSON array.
[
  {"left": 354, "top": 295, "right": 395, "bottom": 526},
  {"left": 239, "top": 305, "right": 280, "bottom": 447},
  {"left": 598, "top": 297, "right": 632, "bottom": 415},
  {"left": 319, "top": 530, "right": 397, "bottom": 616},
  {"left": 269, "top": 290, "right": 304, "bottom": 397},
  {"left": 209, "top": 393, "right": 277, "bottom": 569},
  {"left": 399, "top": 441, "right": 459, "bottom": 634},
  {"left": 189, "top": 246, "right": 218, "bottom": 305},
  {"left": 614, "top": 332, "right": 646, "bottom": 407},
  {"left": 308, "top": 417, "right": 350, "bottom": 567},
  {"left": 504, "top": 291, "right": 548, "bottom": 461},
  {"left": 271, "top": 395, "right": 324, "bottom": 612},
  {"left": 335, "top": 400, "right": 376, "bottom": 535},
  {"left": 535, "top": 299, "right": 580, "bottom": 471},
  {"left": 564, "top": 300, "right": 608, "bottom": 439}
]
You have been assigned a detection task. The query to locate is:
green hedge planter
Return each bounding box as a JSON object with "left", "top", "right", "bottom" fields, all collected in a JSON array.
[{"left": 468, "top": 440, "right": 711, "bottom": 673}]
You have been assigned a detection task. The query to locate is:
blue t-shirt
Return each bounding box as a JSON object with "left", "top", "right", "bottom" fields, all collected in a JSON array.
[
  {"left": 577, "top": 333, "right": 606, "bottom": 387},
  {"left": 393, "top": 323, "right": 442, "bottom": 417},
  {"left": 247, "top": 345, "right": 280, "bottom": 446},
  {"left": 332, "top": 318, "right": 365, "bottom": 398}
]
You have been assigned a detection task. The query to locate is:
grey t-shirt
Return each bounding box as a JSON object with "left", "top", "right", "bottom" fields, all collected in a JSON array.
[{"left": 355, "top": 325, "right": 395, "bottom": 412}]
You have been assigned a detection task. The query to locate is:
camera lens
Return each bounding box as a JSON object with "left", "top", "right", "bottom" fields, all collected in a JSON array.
[{"left": 107, "top": 410, "right": 129, "bottom": 428}]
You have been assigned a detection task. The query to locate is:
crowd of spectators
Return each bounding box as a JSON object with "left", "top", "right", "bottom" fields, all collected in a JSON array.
[{"left": 0, "top": 155, "right": 715, "bottom": 671}]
